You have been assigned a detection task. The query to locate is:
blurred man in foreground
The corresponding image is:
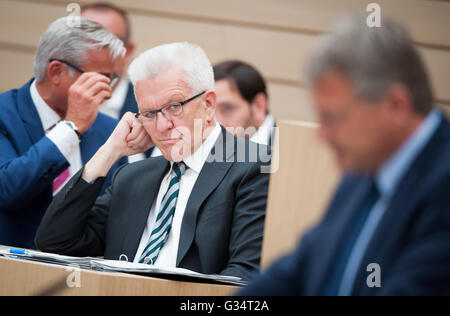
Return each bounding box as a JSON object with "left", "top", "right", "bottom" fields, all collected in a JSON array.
[{"left": 239, "top": 15, "right": 450, "bottom": 295}]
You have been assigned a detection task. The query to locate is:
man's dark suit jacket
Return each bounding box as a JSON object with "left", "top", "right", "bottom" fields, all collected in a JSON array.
[
  {"left": 240, "top": 115, "right": 450, "bottom": 295},
  {"left": 35, "top": 128, "right": 271, "bottom": 280},
  {"left": 0, "top": 79, "right": 127, "bottom": 249}
]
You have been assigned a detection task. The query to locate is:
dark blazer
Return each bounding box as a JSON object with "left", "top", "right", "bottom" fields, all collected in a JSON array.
[
  {"left": 239, "top": 115, "right": 450, "bottom": 295},
  {"left": 35, "top": 128, "right": 271, "bottom": 280},
  {"left": 118, "top": 81, "right": 155, "bottom": 158},
  {"left": 118, "top": 82, "right": 139, "bottom": 119},
  {"left": 0, "top": 79, "right": 127, "bottom": 249}
]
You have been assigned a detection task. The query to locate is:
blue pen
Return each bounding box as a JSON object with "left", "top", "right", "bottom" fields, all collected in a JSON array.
[{"left": 8, "top": 248, "right": 31, "bottom": 256}]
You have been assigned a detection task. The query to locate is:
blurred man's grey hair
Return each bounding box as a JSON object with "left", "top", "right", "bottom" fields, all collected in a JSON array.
[
  {"left": 34, "top": 17, "right": 126, "bottom": 82},
  {"left": 307, "top": 15, "right": 433, "bottom": 115}
]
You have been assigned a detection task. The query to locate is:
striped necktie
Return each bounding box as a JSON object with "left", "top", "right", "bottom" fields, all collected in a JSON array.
[{"left": 139, "top": 162, "right": 187, "bottom": 264}]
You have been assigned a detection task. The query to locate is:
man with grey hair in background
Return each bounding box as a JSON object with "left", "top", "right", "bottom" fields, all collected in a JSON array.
[
  {"left": 81, "top": 2, "right": 138, "bottom": 120},
  {"left": 239, "top": 15, "right": 450, "bottom": 295},
  {"left": 81, "top": 2, "right": 153, "bottom": 160},
  {"left": 0, "top": 17, "right": 128, "bottom": 249},
  {"left": 36, "top": 42, "right": 270, "bottom": 280}
]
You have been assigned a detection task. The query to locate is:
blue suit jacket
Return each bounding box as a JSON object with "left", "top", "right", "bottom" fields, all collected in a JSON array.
[
  {"left": 0, "top": 79, "right": 127, "bottom": 249},
  {"left": 240, "top": 115, "right": 450, "bottom": 296},
  {"left": 119, "top": 82, "right": 139, "bottom": 119}
]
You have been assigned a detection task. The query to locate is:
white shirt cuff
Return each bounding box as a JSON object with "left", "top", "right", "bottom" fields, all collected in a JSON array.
[{"left": 46, "top": 122, "right": 80, "bottom": 160}]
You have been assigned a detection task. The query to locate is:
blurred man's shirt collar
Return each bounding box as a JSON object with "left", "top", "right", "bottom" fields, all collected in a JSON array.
[{"left": 376, "top": 109, "right": 442, "bottom": 199}]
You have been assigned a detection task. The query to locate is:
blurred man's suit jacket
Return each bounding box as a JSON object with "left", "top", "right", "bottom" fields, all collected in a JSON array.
[{"left": 240, "top": 112, "right": 450, "bottom": 295}]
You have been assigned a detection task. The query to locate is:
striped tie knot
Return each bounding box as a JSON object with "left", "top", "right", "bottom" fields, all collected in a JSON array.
[{"left": 172, "top": 161, "right": 186, "bottom": 179}]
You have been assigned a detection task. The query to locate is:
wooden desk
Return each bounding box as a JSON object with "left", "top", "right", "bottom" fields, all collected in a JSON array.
[
  {"left": 0, "top": 120, "right": 338, "bottom": 295},
  {"left": 0, "top": 256, "right": 237, "bottom": 296}
]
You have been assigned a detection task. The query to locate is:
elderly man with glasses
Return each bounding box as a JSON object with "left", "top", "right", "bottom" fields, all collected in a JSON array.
[
  {"left": 36, "top": 42, "right": 271, "bottom": 280},
  {"left": 0, "top": 17, "right": 128, "bottom": 249}
]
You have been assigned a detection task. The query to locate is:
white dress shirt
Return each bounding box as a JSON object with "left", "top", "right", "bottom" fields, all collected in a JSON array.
[
  {"left": 30, "top": 80, "right": 82, "bottom": 189},
  {"left": 98, "top": 78, "right": 129, "bottom": 120},
  {"left": 150, "top": 146, "right": 162, "bottom": 157},
  {"left": 250, "top": 114, "right": 275, "bottom": 146},
  {"left": 133, "top": 122, "right": 222, "bottom": 267}
]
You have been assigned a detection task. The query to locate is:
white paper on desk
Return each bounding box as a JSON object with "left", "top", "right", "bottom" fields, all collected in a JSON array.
[
  {"left": 0, "top": 249, "right": 95, "bottom": 268},
  {"left": 90, "top": 259, "right": 243, "bottom": 284}
]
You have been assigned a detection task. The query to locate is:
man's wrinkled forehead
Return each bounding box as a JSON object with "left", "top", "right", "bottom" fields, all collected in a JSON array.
[{"left": 136, "top": 78, "right": 191, "bottom": 112}]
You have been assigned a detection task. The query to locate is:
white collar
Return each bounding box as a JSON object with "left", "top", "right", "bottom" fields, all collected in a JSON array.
[
  {"left": 376, "top": 109, "right": 442, "bottom": 198},
  {"left": 250, "top": 114, "right": 275, "bottom": 146},
  {"left": 30, "top": 79, "right": 61, "bottom": 132}
]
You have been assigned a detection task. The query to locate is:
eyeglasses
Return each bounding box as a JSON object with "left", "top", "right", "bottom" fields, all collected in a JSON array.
[
  {"left": 318, "top": 102, "right": 362, "bottom": 129},
  {"left": 48, "top": 58, "right": 120, "bottom": 88},
  {"left": 135, "top": 91, "right": 206, "bottom": 124}
]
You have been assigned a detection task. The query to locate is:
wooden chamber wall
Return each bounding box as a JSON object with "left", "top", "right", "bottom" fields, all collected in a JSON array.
[{"left": 0, "top": 0, "right": 449, "bottom": 121}]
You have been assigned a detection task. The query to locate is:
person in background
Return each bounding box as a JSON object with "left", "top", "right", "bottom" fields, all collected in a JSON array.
[
  {"left": 214, "top": 60, "right": 275, "bottom": 147},
  {"left": 81, "top": 2, "right": 137, "bottom": 120},
  {"left": 0, "top": 17, "right": 128, "bottom": 249},
  {"left": 81, "top": 2, "right": 151, "bottom": 160},
  {"left": 239, "top": 15, "right": 450, "bottom": 296}
]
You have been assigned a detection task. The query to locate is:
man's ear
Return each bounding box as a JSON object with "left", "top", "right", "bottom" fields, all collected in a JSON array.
[
  {"left": 46, "top": 60, "right": 64, "bottom": 86},
  {"left": 250, "top": 92, "right": 268, "bottom": 127},
  {"left": 203, "top": 90, "right": 217, "bottom": 122},
  {"left": 382, "top": 84, "right": 414, "bottom": 127}
]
